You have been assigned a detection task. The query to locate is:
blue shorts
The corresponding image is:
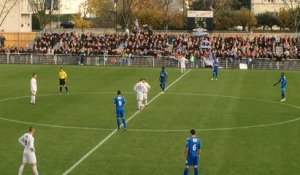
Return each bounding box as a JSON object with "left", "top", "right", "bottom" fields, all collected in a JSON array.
[
  {"left": 116, "top": 110, "right": 125, "bottom": 118},
  {"left": 185, "top": 156, "right": 199, "bottom": 166}
]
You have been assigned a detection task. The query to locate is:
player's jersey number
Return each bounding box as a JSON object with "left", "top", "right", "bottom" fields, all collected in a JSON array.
[
  {"left": 192, "top": 144, "right": 197, "bottom": 151},
  {"left": 118, "top": 100, "right": 123, "bottom": 106}
]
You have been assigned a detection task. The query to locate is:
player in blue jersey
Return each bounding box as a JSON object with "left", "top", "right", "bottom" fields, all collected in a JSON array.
[
  {"left": 113, "top": 90, "right": 127, "bottom": 130},
  {"left": 211, "top": 58, "right": 219, "bottom": 80},
  {"left": 273, "top": 72, "right": 287, "bottom": 102},
  {"left": 183, "top": 129, "right": 202, "bottom": 175},
  {"left": 159, "top": 67, "right": 167, "bottom": 93}
]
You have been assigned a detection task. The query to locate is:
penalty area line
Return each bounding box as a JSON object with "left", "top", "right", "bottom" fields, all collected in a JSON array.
[{"left": 61, "top": 69, "right": 192, "bottom": 175}]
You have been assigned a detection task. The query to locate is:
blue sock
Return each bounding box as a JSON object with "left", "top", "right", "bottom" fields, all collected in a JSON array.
[
  {"left": 183, "top": 168, "right": 189, "bottom": 175},
  {"left": 281, "top": 90, "right": 285, "bottom": 99},
  {"left": 122, "top": 118, "right": 126, "bottom": 128},
  {"left": 117, "top": 119, "right": 120, "bottom": 129},
  {"left": 194, "top": 167, "right": 198, "bottom": 175}
]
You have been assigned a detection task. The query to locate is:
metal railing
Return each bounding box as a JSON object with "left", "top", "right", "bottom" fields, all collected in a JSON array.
[{"left": 0, "top": 53, "right": 299, "bottom": 70}]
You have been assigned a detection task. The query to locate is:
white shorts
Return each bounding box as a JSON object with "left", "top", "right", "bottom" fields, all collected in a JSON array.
[
  {"left": 181, "top": 65, "right": 186, "bottom": 69},
  {"left": 31, "top": 90, "right": 37, "bottom": 95},
  {"left": 23, "top": 151, "right": 37, "bottom": 164},
  {"left": 137, "top": 92, "right": 143, "bottom": 101},
  {"left": 143, "top": 93, "right": 148, "bottom": 100}
]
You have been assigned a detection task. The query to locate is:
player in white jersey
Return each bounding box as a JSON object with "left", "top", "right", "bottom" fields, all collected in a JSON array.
[
  {"left": 133, "top": 79, "right": 146, "bottom": 110},
  {"left": 18, "top": 127, "right": 39, "bottom": 175},
  {"left": 142, "top": 78, "right": 151, "bottom": 106},
  {"left": 179, "top": 55, "right": 188, "bottom": 74},
  {"left": 30, "top": 73, "right": 37, "bottom": 104}
]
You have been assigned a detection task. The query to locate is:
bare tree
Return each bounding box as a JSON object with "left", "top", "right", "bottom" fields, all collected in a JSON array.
[
  {"left": 0, "top": 0, "right": 17, "bottom": 27},
  {"left": 28, "top": 0, "right": 58, "bottom": 29},
  {"left": 119, "top": 0, "right": 133, "bottom": 30},
  {"left": 282, "top": 0, "right": 300, "bottom": 32}
]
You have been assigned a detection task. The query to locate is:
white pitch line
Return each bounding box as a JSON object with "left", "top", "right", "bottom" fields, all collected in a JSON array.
[
  {"left": 127, "top": 116, "right": 300, "bottom": 132},
  {"left": 61, "top": 69, "right": 192, "bottom": 175},
  {"left": 0, "top": 117, "right": 113, "bottom": 131},
  {"left": 1, "top": 87, "right": 300, "bottom": 133},
  {"left": 0, "top": 91, "right": 135, "bottom": 103}
]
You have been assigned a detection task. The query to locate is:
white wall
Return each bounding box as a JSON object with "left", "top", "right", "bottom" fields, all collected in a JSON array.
[
  {"left": 252, "top": 0, "right": 287, "bottom": 14},
  {"left": 59, "top": 0, "right": 86, "bottom": 14},
  {"left": 0, "top": 0, "right": 32, "bottom": 32}
]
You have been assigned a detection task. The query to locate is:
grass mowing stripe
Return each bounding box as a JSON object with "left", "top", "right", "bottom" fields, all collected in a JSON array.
[{"left": 61, "top": 69, "right": 192, "bottom": 175}]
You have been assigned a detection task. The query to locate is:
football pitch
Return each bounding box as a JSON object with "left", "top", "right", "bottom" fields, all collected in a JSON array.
[{"left": 0, "top": 64, "right": 300, "bottom": 175}]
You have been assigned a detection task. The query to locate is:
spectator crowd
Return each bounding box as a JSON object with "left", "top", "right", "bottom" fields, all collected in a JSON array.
[{"left": 1, "top": 31, "right": 300, "bottom": 61}]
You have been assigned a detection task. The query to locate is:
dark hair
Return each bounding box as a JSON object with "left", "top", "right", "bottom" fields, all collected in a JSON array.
[
  {"left": 190, "top": 129, "right": 196, "bottom": 135},
  {"left": 29, "top": 126, "right": 34, "bottom": 132},
  {"left": 162, "top": 66, "right": 165, "bottom": 70},
  {"left": 117, "top": 90, "right": 121, "bottom": 95},
  {"left": 32, "top": 73, "right": 36, "bottom": 76}
]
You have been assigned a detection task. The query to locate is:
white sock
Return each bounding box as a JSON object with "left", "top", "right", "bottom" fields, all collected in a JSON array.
[
  {"left": 33, "top": 96, "right": 36, "bottom": 103},
  {"left": 138, "top": 101, "right": 142, "bottom": 109},
  {"left": 18, "top": 164, "right": 24, "bottom": 175},
  {"left": 144, "top": 99, "right": 148, "bottom": 105},
  {"left": 31, "top": 96, "right": 34, "bottom": 103},
  {"left": 32, "top": 166, "right": 39, "bottom": 175}
]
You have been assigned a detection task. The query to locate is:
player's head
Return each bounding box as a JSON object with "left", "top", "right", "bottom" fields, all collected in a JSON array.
[
  {"left": 32, "top": 73, "right": 36, "bottom": 78},
  {"left": 60, "top": 67, "right": 64, "bottom": 71},
  {"left": 162, "top": 66, "right": 165, "bottom": 71},
  {"left": 29, "top": 126, "right": 35, "bottom": 134},
  {"left": 190, "top": 129, "right": 196, "bottom": 136},
  {"left": 117, "top": 90, "right": 121, "bottom": 95},
  {"left": 281, "top": 72, "right": 284, "bottom": 76},
  {"left": 140, "top": 78, "right": 143, "bottom": 82}
]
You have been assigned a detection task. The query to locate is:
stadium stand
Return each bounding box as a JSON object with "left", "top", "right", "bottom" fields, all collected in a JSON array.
[{"left": 1, "top": 32, "right": 300, "bottom": 60}]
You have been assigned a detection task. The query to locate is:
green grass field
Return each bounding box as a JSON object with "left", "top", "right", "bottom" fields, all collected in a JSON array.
[{"left": 0, "top": 64, "right": 300, "bottom": 175}]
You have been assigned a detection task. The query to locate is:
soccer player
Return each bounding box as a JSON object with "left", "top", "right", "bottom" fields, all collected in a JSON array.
[
  {"left": 113, "top": 90, "right": 127, "bottom": 130},
  {"left": 30, "top": 73, "right": 37, "bottom": 104},
  {"left": 273, "top": 72, "right": 287, "bottom": 102},
  {"left": 179, "top": 55, "right": 188, "bottom": 74},
  {"left": 142, "top": 78, "right": 151, "bottom": 106},
  {"left": 133, "top": 79, "right": 146, "bottom": 110},
  {"left": 183, "top": 129, "right": 202, "bottom": 175},
  {"left": 58, "top": 67, "right": 69, "bottom": 93},
  {"left": 159, "top": 67, "right": 167, "bottom": 93},
  {"left": 211, "top": 58, "right": 219, "bottom": 80},
  {"left": 18, "top": 127, "right": 39, "bottom": 175}
]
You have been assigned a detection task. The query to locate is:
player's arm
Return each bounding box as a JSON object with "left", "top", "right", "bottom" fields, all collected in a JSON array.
[
  {"left": 64, "top": 72, "right": 67, "bottom": 82},
  {"left": 198, "top": 140, "right": 202, "bottom": 157},
  {"left": 273, "top": 78, "right": 281, "bottom": 86},
  {"left": 184, "top": 147, "right": 188, "bottom": 157},
  {"left": 165, "top": 73, "right": 168, "bottom": 82},
  {"left": 198, "top": 148, "right": 202, "bottom": 157},
  {"left": 18, "top": 135, "right": 25, "bottom": 146},
  {"left": 184, "top": 139, "right": 189, "bottom": 157}
]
